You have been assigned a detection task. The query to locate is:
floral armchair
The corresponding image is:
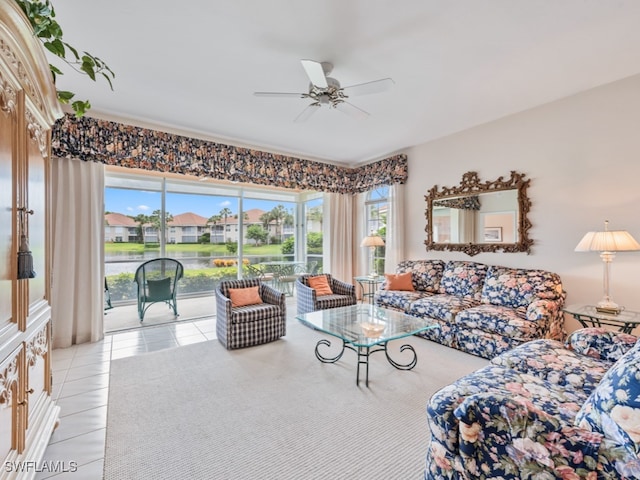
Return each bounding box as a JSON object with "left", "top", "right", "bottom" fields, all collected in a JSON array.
[{"left": 424, "top": 327, "right": 640, "bottom": 479}]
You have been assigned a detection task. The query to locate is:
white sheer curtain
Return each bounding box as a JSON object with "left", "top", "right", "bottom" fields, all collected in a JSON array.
[
  {"left": 385, "top": 183, "right": 405, "bottom": 272},
  {"left": 51, "top": 158, "right": 105, "bottom": 348},
  {"left": 323, "top": 192, "right": 357, "bottom": 283}
]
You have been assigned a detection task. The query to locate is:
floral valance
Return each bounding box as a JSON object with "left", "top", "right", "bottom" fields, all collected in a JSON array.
[
  {"left": 51, "top": 114, "right": 407, "bottom": 194},
  {"left": 433, "top": 196, "right": 481, "bottom": 210}
]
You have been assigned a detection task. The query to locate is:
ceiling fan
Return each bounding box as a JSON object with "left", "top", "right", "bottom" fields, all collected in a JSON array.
[{"left": 254, "top": 59, "right": 394, "bottom": 122}]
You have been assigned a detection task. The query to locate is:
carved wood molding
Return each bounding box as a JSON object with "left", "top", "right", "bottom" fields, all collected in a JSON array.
[
  {"left": 0, "top": 356, "right": 19, "bottom": 405},
  {"left": 26, "top": 328, "right": 48, "bottom": 368},
  {"left": 424, "top": 171, "right": 533, "bottom": 256},
  {"left": 0, "top": 69, "right": 16, "bottom": 115},
  {"left": 26, "top": 108, "right": 48, "bottom": 158}
]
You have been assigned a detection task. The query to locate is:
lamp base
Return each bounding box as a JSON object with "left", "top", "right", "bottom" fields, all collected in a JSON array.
[{"left": 595, "top": 300, "right": 622, "bottom": 315}]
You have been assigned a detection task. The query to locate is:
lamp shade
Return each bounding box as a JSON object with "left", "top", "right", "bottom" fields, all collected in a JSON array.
[
  {"left": 360, "top": 235, "right": 385, "bottom": 248},
  {"left": 575, "top": 230, "right": 640, "bottom": 252}
]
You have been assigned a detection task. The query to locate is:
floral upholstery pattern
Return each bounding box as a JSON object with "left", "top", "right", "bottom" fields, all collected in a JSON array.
[
  {"left": 566, "top": 327, "right": 638, "bottom": 362},
  {"left": 373, "top": 289, "right": 431, "bottom": 312},
  {"left": 410, "top": 295, "right": 479, "bottom": 323},
  {"left": 395, "top": 260, "right": 445, "bottom": 293},
  {"left": 491, "top": 338, "right": 612, "bottom": 394},
  {"left": 438, "top": 261, "right": 488, "bottom": 301},
  {"left": 481, "top": 266, "right": 564, "bottom": 308},
  {"left": 575, "top": 340, "right": 640, "bottom": 478},
  {"left": 425, "top": 330, "right": 640, "bottom": 480},
  {"left": 376, "top": 260, "right": 565, "bottom": 360}
]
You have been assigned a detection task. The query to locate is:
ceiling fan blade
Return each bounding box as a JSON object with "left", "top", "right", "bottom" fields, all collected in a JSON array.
[
  {"left": 294, "top": 103, "right": 321, "bottom": 123},
  {"left": 300, "top": 59, "right": 328, "bottom": 89},
  {"left": 254, "top": 92, "right": 306, "bottom": 98},
  {"left": 335, "top": 101, "right": 369, "bottom": 119},
  {"left": 342, "top": 78, "right": 394, "bottom": 96}
]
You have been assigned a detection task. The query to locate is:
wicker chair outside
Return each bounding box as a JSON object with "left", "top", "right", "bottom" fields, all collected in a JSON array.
[{"left": 134, "top": 258, "right": 184, "bottom": 321}]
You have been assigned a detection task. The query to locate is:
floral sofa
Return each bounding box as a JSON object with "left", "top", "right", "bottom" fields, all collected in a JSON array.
[
  {"left": 374, "top": 260, "right": 565, "bottom": 359},
  {"left": 424, "top": 327, "right": 640, "bottom": 479}
]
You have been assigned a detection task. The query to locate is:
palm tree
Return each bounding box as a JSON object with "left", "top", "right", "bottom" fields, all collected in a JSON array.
[
  {"left": 207, "top": 214, "right": 222, "bottom": 243},
  {"left": 132, "top": 213, "right": 151, "bottom": 243},
  {"left": 269, "top": 205, "right": 288, "bottom": 244},
  {"left": 150, "top": 209, "right": 173, "bottom": 244},
  {"left": 260, "top": 211, "right": 274, "bottom": 244},
  {"left": 219, "top": 207, "right": 232, "bottom": 243}
]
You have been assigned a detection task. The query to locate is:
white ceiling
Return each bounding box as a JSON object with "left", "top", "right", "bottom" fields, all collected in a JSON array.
[{"left": 49, "top": 0, "right": 640, "bottom": 165}]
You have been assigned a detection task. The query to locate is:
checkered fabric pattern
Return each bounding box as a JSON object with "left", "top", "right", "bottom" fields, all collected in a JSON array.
[
  {"left": 215, "top": 279, "right": 286, "bottom": 350},
  {"left": 296, "top": 274, "right": 357, "bottom": 315}
]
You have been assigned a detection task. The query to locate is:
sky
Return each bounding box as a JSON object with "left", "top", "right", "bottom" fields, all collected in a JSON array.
[{"left": 105, "top": 188, "right": 321, "bottom": 219}]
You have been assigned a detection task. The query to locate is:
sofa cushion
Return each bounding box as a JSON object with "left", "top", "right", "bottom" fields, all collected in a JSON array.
[
  {"left": 575, "top": 342, "right": 640, "bottom": 453},
  {"left": 456, "top": 304, "right": 542, "bottom": 341},
  {"left": 374, "top": 289, "right": 430, "bottom": 312},
  {"left": 492, "top": 339, "right": 612, "bottom": 395},
  {"left": 395, "top": 259, "right": 445, "bottom": 293},
  {"left": 481, "top": 266, "right": 564, "bottom": 308},
  {"left": 438, "top": 260, "right": 488, "bottom": 301},
  {"left": 409, "top": 294, "right": 479, "bottom": 322}
]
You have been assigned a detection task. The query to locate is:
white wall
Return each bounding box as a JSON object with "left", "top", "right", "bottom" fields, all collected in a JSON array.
[{"left": 402, "top": 74, "right": 640, "bottom": 333}]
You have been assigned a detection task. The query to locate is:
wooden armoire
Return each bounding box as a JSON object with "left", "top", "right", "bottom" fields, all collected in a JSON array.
[{"left": 0, "top": 1, "right": 62, "bottom": 475}]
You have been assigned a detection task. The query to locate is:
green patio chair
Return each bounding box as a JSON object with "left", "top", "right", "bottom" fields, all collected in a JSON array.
[{"left": 134, "top": 258, "right": 184, "bottom": 321}]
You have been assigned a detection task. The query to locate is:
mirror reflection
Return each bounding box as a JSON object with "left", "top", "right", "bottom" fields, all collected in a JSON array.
[
  {"left": 432, "top": 190, "right": 519, "bottom": 244},
  {"left": 424, "top": 171, "right": 533, "bottom": 256}
]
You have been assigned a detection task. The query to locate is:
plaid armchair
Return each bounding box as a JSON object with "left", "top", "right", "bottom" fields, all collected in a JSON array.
[
  {"left": 215, "top": 278, "right": 286, "bottom": 350},
  {"left": 296, "top": 274, "right": 356, "bottom": 315}
]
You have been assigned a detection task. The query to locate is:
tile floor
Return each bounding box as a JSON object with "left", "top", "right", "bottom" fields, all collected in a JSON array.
[
  {"left": 38, "top": 294, "right": 299, "bottom": 479},
  {"left": 38, "top": 317, "right": 217, "bottom": 479}
]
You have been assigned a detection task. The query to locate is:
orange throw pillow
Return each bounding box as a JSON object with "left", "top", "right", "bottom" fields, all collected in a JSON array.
[
  {"left": 385, "top": 272, "right": 415, "bottom": 291},
  {"left": 307, "top": 275, "right": 334, "bottom": 296},
  {"left": 228, "top": 286, "right": 263, "bottom": 307}
]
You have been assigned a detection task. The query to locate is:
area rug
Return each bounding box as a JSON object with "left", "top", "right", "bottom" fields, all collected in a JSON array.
[{"left": 104, "top": 321, "right": 488, "bottom": 480}]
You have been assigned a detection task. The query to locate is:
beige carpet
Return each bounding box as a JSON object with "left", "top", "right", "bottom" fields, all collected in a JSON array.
[{"left": 104, "top": 321, "right": 488, "bottom": 480}]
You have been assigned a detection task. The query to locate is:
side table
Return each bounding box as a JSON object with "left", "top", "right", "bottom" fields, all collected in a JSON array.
[
  {"left": 563, "top": 304, "right": 640, "bottom": 334},
  {"left": 354, "top": 275, "right": 385, "bottom": 305}
]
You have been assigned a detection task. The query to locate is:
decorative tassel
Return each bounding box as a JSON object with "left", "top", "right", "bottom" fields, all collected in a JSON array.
[
  {"left": 17, "top": 234, "right": 36, "bottom": 279},
  {"left": 17, "top": 207, "right": 35, "bottom": 280}
]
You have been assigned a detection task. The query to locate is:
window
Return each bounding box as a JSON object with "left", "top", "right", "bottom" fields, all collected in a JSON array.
[
  {"left": 104, "top": 168, "right": 315, "bottom": 304},
  {"left": 365, "top": 186, "right": 389, "bottom": 275}
]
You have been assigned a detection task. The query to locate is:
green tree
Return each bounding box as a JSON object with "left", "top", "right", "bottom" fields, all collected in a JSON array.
[
  {"left": 199, "top": 232, "right": 210, "bottom": 244},
  {"left": 207, "top": 214, "right": 222, "bottom": 243},
  {"left": 281, "top": 236, "right": 294, "bottom": 255},
  {"left": 225, "top": 241, "right": 237, "bottom": 254},
  {"left": 149, "top": 210, "right": 173, "bottom": 243},
  {"left": 269, "top": 205, "right": 288, "bottom": 244},
  {"left": 260, "top": 211, "right": 274, "bottom": 244},
  {"left": 219, "top": 207, "right": 232, "bottom": 243},
  {"left": 131, "top": 213, "right": 151, "bottom": 243},
  {"left": 246, "top": 224, "right": 268, "bottom": 246},
  {"left": 307, "top": 232, "right": 323, "bottom": 253}
]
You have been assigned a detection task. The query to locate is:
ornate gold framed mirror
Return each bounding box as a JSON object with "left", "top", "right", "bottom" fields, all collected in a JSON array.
[{"left": 424, "top": 171, "right": 533, "bottom": 256}]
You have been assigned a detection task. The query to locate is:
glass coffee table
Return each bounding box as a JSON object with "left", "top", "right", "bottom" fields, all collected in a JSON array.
[{"left": 297, "top": 304, "right": 439, "bottom": 386}]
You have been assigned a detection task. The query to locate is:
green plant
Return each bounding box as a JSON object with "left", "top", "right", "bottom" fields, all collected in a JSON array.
[{"left": 14, "top": 0, "right": 115, "bottom": 117}]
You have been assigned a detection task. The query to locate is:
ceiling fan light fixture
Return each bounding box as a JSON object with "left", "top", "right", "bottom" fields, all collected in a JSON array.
[{"left": 253, "top": 59, "right": 392, "bottom": 122}]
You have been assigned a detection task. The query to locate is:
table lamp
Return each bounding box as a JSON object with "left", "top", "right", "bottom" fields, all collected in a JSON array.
[
  {"left": 575, "top": 220, "right": 640, "bottom": 314},
  {"left": 361, "top": 234, "right": 385, "bottom": 277}
]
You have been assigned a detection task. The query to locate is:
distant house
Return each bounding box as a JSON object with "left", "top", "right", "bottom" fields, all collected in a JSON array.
[
  {"left": 103, "top": 207, "right": 299, "bottom": 244},
  {"left": 105, "top": 213, "right": 139, "bottom": 243},
  {"left": 168, "top": 212, "right": 209, "bottom": 243}
]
